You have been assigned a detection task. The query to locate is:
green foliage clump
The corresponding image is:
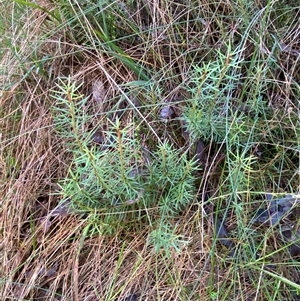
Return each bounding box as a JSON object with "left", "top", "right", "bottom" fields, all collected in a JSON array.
[
  {"left": 182, "top": 48, "right": 243, "bottom": 143},
  {"left": 52, "top": 76, "right": 199, "bottom": 254}
]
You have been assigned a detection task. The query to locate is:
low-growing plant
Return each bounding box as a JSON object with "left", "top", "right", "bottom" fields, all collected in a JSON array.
[
  {"left": 52, "top": 76, "right": 199, "bottom": 254},
  {"left": 2, "top": 0, "right": 300, "bottom": 299}
]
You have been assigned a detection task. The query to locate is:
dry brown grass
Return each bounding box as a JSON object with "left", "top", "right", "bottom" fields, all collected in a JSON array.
[
  {"left": 0, "top": 9, "right": 208, "bottom": 300},
  {"left": 1, "top": 0, "right": 300, "bottom": 300},
  {"left": 0, "top": 65, "right": 234, "bottom": 300}
]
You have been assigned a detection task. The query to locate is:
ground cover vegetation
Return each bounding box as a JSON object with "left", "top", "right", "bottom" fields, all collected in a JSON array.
[{"left": 0, "top": 0, "right": 300, "bottom": 300}]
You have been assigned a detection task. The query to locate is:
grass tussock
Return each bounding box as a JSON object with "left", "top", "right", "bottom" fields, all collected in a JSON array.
[{"left": 1, "top": 0, "right": 300, "bottom": 300}]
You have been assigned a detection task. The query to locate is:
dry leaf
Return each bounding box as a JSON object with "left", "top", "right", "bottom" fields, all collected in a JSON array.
[{"left": 92, "top": 80, "right": 105, "bottom": 104}]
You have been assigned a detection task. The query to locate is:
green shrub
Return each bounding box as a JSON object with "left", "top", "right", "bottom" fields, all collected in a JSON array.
[{"left": 52, "top": 76, "right": 199, "bottom": 254}]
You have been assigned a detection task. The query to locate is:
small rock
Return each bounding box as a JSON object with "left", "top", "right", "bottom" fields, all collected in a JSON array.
[
  {"left": 289, "top": 244, "right": 300, "bottom": 257},
  {"left": 159, "top": 106, "right": 175, "bottom": 120},
  {"left": 91, "top": 131, "right": 104, "bottom": 144}
]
